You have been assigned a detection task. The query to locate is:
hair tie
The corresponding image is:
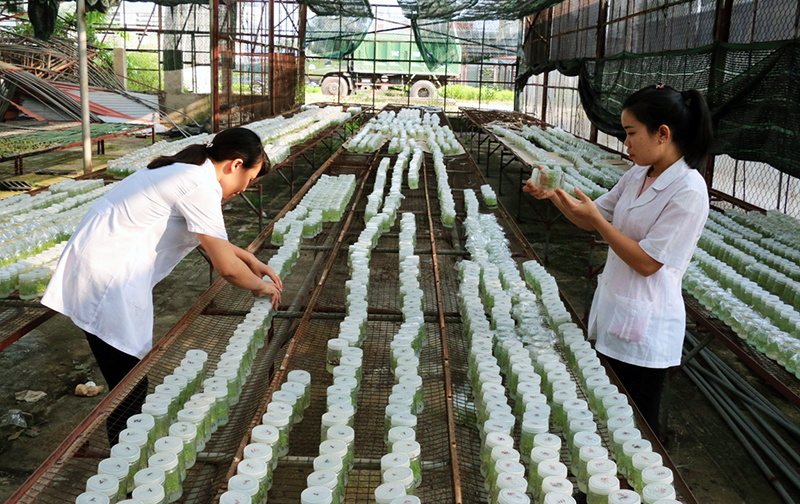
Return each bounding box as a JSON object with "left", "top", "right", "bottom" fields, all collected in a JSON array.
[
  {"left": 655, "top": 83, "right": 665, "bottom": 89},
  {"left": 205, "top": 141, "right": 214, "bottom": 149}
]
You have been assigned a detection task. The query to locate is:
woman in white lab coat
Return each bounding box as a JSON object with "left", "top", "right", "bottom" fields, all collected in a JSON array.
[
  {"left": 42, "top": 127, "right": 282, "bottom": 443},
  {"left": 525, "top": 85, "right": 713, "bottom": 435}
]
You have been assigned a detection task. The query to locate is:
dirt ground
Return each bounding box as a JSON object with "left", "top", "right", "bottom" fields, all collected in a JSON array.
[{"left": 0, "top": 119, "right": 799, "bottom": 503}]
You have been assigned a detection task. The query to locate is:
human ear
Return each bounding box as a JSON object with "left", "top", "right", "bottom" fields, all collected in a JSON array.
[{"left": 658, "top": 125, "right": 671, "bottom": 143}]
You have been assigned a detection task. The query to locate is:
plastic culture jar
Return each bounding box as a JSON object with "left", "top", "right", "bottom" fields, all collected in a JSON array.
[
  {"left": 110, "top": 442, "right": 142, "bottom": 492},
  {"left": 131, "top": 483, "right": 166, "bottom": 504},
  {"left": 497, "top": 489, "right": 530, "bottom": 504},
  {"left": 133, "top": 467, "right": 165, "bottom": 491},
  {"left": 621, "top": 439, "right": 652, "bottom": 478},
  {"left": 607, "top": 415, "right": 635, "bottom": 435},
  {"left": 493, "top": 473, "right": 528, "bottom": 503},
  {"left": 641, "top": 466, "right": 673, "bottom": 492},
  {"left": 320, "top": 412, "right": 350, "bottom": 441},
  {"left": 327, "top": 338, "right": 349, "bottom": 373},
  {"left": 608, "top": 490, "right": 641, "bottom": 504},
  {"left": 382, "top": 452, "right": 411, "bottom": 474},
  {"left": 375, "top": 482, "right": 407, "bottom": 504},
  {"left": 203, "top": 384, "right": 230, "bottom": 430},
  {"left": 591, "top": 386, "right": 618, "bottom": 414},
  {"left": 168, "top": 422, "right": 197, "bottom": 471},
  {"left": 487, "top": 446, "right": 521, "bottom": 486},
  {"left": 214, "top": 366, "right": 241, "bottom": 406},
  {"left": 398, "top": 374, "right": 424, "bottom": 413},
  {"left": 301, "top": 486, "right": 333, "bottom": 504},
  {"left": 630, "top": 452, "right": 664, "bottom": 492},
  {"left": 273, "top": 389, "right": 302, "bottom": 424},
  {"left": 313, "top": 455, "right": 345, "bottom": 496},
  {"left": 571, "top": 431, "right": 602, "bottom": 467},
  {"left": 534, "top": 461, "right": 568, "bottom": 503},
  {"left": 541, "top": 475, "right": 573, "bottom": 501},
  {"left": 227, "top": 475, "right": 259, "bottom": 504},
  {"left": 611, "top": 428, "right": 641, "bottom": 463},
  {"left": 219, "top": 491, "right": 252, "bottom": 504},
  {"left": 533, "top": 433, "right": 562, "bottom": 452},
  {"left": 307, "top": 471, "right": 340, "bottom": 504},
  {"left": 119, "top": 428, "right": 150, "bottom": 473},
  {"left": 173, "top": 366, "right": 200, "bottom": 397},
  {"left": 576, "top": 445, "right": 609, "bottom": 492},
  {"left": 179, "top": 358, "right": 206, "bottom": 387},
  {"left": 141, "top": 401, "right": 170, "bottom": 440},
  {"left": 177, "top": 408, "right": 207, "bottom": 452},
  {"left": 587, "top": 474, "right": 621, "bottom": 504},
  {"left": 85, "top": 474, "right": 120, "bottom": 504},
  {"left": 237, "top": 459, "right": 269, "bottom": 504},
  {"left": 320, "top": 439, "right": 351, "bottom": 476},
  {"left": 642, "top": 484, "right": 676, "bottom": 504},
  {"left": 148, "top": 452, "right": 181, "bottom": 503},
  {"left": 519, "top": 419, "right": 549, "bottom": 464},
  {"left": 97, "top": 458, "right": 130, "bottom": 502},
  {"left": 482, "top": 432, "right": 514, "bottom": 475},
  {"left": 387, "top": 426, "right": 416, "bottom": 447},
  {"left": 282, "top": 380, "right": 310, "bottom": 411},
  {"left": 383, "top": 466, "right": 415, "bottom": 495},
  {"left": 244, "top": 443, "right": 275, "bottom": 480},
  {"left": 74, "top": 492, "right": 110, "bottom": 504},
  {"left": 392, "top": 440, "right": 422, "bottom": 489},
  {"left": 262, "top": 411, "right": 291, "bottom": 457}
]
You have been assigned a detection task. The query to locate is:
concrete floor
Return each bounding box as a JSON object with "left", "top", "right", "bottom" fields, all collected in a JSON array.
[{"left": 0, "top": 118, "right": 798, "bottom": 503}]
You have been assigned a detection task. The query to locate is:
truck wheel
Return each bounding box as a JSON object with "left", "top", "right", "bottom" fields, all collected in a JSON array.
[
  {"left": 321, "top": 76, "right": 349, "bottom": 96},
  {"left": 410, "top": 80, "right": 437, "bottom": 98}
]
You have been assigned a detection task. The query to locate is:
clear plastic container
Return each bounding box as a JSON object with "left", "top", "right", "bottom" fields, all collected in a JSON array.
[
  {"left": 118, "top": 428, "right": 150, "bottom": 477},
  {"left": 237, "top": 459, "right": 269, "bottom": 504},
  {"left": 313, "top": 455, "right": 345, "bottom": 497},
  {"left": 154, "top": 436, "right": 186, "bottom": 482},
  {"left": 630, "top": 452, "right": 663, "bottom": 492},
  {"left": 307, "top": 471, "right": 340, "bottom": 504},
  {"left": 320, "top": 439, "right": 351, "bottom": 476},
  {"left": 261, "top": 411, "right": 291, "bottom": 457},
  {"left": 141, "top": 402, "right": 170, "bottom": 440},
  {"left": 133, "top": 467, "right": 165, "bottom": 491},
  {"left": 109, "top": 442, "right": 142, "bottom": 493},
  {"left": 533, "top": 461, "right": 568, "bottom": 503},
  {"left": 148, "top": 452, "right": 181, "bottom": 503},
  {"left": 374, "top": 482, "right": 407, "bottom": 504},
  {"left": 327, "top": 338, "right": 349, "bottom": 373},
  {"left": 203, "top": 384, "right": 230, "bottom": 431},
  {"left": 85, "top": 474, "right": 120, "bottom": 504},
  {"left": 382, "top": 466, "right": 415, "bottom": 495},
  {"left": 177, "top": 408, "right": 207, "bottom": 453},
  {"left": 576, "top": 445, "right": 609, "bottom": 493},
  {"left": 620, "top": 439, "right": 652, "bottom": 478},
  {"left": 251, "top": 424, "right": 280, "bottom": 458},
  {"left": 227, "top": 475, "right": 260, "bottom": 504},
  {"left": 587, "top": 474, "right": 620, "bottom": 504},
  {"left": 392, "top": 440, "right": 421, "bottom": 489},
  {"left": 97, "top": 457, "right": 131, "bottom": 502},
  {"left": 301, "top": 486, "right": 334, "bottom": 504},
  {"left": 131, "top": 483, "right": 166, "bottom": 504},
  {"left": 641, "top": 483, "right": 676, "bottom": 504}
]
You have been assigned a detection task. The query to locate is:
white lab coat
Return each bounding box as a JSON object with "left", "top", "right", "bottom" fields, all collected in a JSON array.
[
  {"left": 588, "top": 157, "right": 709, "bottom": 368},
  {"left": 42, "top": 159, "right": 228, "bottom": 359}
]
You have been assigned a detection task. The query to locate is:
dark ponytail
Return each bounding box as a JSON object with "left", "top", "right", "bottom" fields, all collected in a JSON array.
[
  {"left": 148, "top": 127, "right": 269, "bottom": 175},
  {"left": 622, "top": 85, "right": 713, "bottom": 171}
]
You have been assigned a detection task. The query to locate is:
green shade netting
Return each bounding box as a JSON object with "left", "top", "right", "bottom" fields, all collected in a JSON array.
[
  {"left": 306, "top": 15, "right": 373, "bottom": 60},
  {"left": 298, "top": 0, "right": 372, "bottom": 18},
  {"left": 411, "top": 19, "right": 520, "bottom": 71},
  {"left": 518, "top": 38, "right": 800, "bottom": 179},
  {"left": 397, "top": 0, "right": 566, "bottom": 22}
]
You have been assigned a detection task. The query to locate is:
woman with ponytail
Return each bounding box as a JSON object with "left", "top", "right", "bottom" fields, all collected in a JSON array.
[
  {"left": 43, "top": 127, "right": 281, "bottom": 444},
  {"left": 524, "top": 85, "right": 713, "bottom": 436}
]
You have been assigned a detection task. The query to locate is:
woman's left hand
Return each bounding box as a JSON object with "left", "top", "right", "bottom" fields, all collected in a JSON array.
[
  {"left": 251, "top": 262, "right": 283, "bottom": 291},
  {"left": 553, "top": 187, "right": 602, "bottom": 230}
]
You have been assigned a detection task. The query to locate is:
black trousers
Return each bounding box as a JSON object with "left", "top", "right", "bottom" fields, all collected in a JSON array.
[
  {"left": 85, "top": 331, "right": 149, "bottom": 446},
  {"left": 603, "top": 355, "right": 668, "bottom": 437}
]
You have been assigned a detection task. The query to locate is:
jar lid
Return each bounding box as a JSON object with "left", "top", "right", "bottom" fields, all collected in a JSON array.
[
  {"left": 552, "top": 390, "right": 577, "bottom": 404},
  {"left": 267, "top": 401, "right": 295, "bottom": 416},
  {"left": 169, "top": 422, "right": 198, "bottom": 441},
  {"left": 533, "top": 433, "right": 562, "bottom": 451},
  {"left": 75, "top": 491, "right": 110, "bottom": 504},
  {"left": 154, "top": 383, "right": 181, "bottom": 398},
  {"left": 313, "top": 454, "right": 343, "bottom": 473},
  {"left": 185, "top": 349, "right": 208, "bottom": 362},
  {"left": 272, "top": 390, "right": 298, "bottom": 405},
  {"left": 228, "top": 474, "right": 260, "bottom": 496},
  {"left": 388, "top": 427, "right": 416, "bottom": 445},
  {"left": 573, "top": 431, "right": 602, "bottom": 449},
  {"left": 262, "top": 411, "right": 290, "bottom": 427},
  {"left": 148, "top": 451, "right": 178, "bottom": 472},
  {"left": 497, "top": 489, "right": 531, "bottom": 504},
  {"left": 607, "top": 415, "right": 635, "bottom": 432},
  {"left": 119, "top": 427, "right": 148, "bottom": 447},
  {"left": 585, "top": 375, "right": 611, "bottom": 390},
  {"left": 174, "top": 365, "right": 198, "bottom": 380},
  {"left": 551, "top": 379, "right": 576, "bottom": 393},
  {"left": 622, "top": 439, "right": 652, "bottom": 456},
  {"left": 383, "top": 466, "right": 414, "bottom": 486},
  {"left": 328, "top": 403, "right": 355, "bottom": 418},
  {"left": 97, "top": 457, "right": 129, "bottom": 479},
  {"left": 307, "top": 470, "right": 338, "bottom": 490},
  {"left": 642, "top": 483, "right": 676, "bottom": 502},
  {"left": 374, "top": 482, "right": 406, "bottom": 503},
  {"left": 301, "top": 486, "right": 333, "bottom": 504},
  {"left": 154, "top": 435, "right": 183, "bottom": 455},
  {"left": 282, "top": 381, "right": 307, "bottom": 397},
  {"left": 319, "top": 439, "right": 348, "bottom": 459},
  {"left": 327, "top": 338, "right": 349, "bottom": 351},
  {"left": 109, "top": 442, "right": 140, "bottom": 464},
  {"left": 391, "top": 413, "right": 417, "bottom": 428},
  {"left": 191, "top": 392, "right": 217, "bottom": 404},
  {"left": 180, "top": 358, "right": 204, "bottom": 372},
  {"left": 642, "top": 466, "right": 673, "bottom": 485},
  {"left": 496, "top": 473, "right": 528, "bottom": 492},
  {"left": 588, "top": 474, "right": 621, "bottom": 495},
  {"left": 243, "top": 442, "right": 273, "bottom": 463},
  {"left": 495, "top": 459, "right": 525, "bottom": 477},
  {"left": 579, "top": 445, "right": 609, "bottom": 463},
  {"left": 537, "top": 460, "right": 568, "bottom": 479},
  {"left": 333, "top": 365, "right": 358, "bottom": 379},
  {"left": 134, "top": 467, "right": 166, "bottom": 486},
  {"left": 141, "top": 402, "right": 168, "bottom": 416},
  {"left": 516, "top": 382, "right": 541, "bottom": 396},
  {"left": 607, "top": 404, "right": 634, "bottom": 418},
  {"left": 177, "top": 408, "right": 205, "bottom": 424},
  {"left": 602, "top": 394, "right": 628, "bottom": 408},
  {"left": 388, "top": 392, "right": 414, "bottom": 407},
  {"left": 163, "top": 374, "right": 189, "bottom": 389},
  {"left": 326, "top": 424, "right": 355, "bottom": 443},
  {"left": 491, "top": 445, "right": 521, "bottom": 463},
  {"left": 341, "top": 346, "right": 363, "bottom": 358},
  {"left": 398, "top": 374, "right": 422, "bottom": 389},
  {"left": 530, "top": 446, "right": 559, "bottom": 465},
  {"left": 126, "top": 413, "right": 155, "bottom": 431},
  {"left": 485, "top": 431, "right": 514, "bottom": 450},
  {"left": 237, "top": 458, "right": 268, "bottom": 480},
  {"left": 219, "top": 490, "right": 252, "bottom": 504},
  {"left": 327, "top": 384, "right": 352, "bottom": 397},
  {"left": 287, "top": 369, "right": 311, "bottom": 385},
  {"left": 391, "top": 440, "right": 421, "bottom": 458},
  {"left": 632, "top": 451, "right": 663, "bottom": 471},
  {"left": 203, "top": 377, "right": 228, "bottom": 389},
  {"left": 541, "top": 475, "right": 573, "bottom": 495},
  {"left": 543, "top": 492, "right": 577, "bottom": 504},
  {"left": 381, "top": 452, "right": 411, "bottom": 471},
  {"left": 321, "top": 412, "right": 349, "bottom": 428},
  {"left": 214, "top": 367, "right": 238, "bottom": 381},
  {"left": 389, "top": 496, "right": 422, "bottom": 504},
  {"left": 608, "top": 489, "right": 641, "bottom": 504},
  {"left": 251, "top": 424, "right": 279, "bottom": 444},
  {"left": 85, "top": 474, "right": 119, "bottom": 496},
  {"left": 131, "top": 483, "right": 166, "bottom": 504},
  {"left": 612, "top": 428, "right": 641, "bottom": 445}
]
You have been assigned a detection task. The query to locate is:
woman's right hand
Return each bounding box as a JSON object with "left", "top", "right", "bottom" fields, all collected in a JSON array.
[
  {"left": 522, "top": 178, "right": 555, "bottom": 200},
  {"left": 252, "top": 280, "right": 281, "bottom": 309}
]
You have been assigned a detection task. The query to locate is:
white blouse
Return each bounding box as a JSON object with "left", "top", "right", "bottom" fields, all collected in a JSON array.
[
  {"left": 42, "top": 159, "right": 227, "bottom": 359},
  {"left": 588, "top": 158, "right": 709, "bottom": 368}
]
